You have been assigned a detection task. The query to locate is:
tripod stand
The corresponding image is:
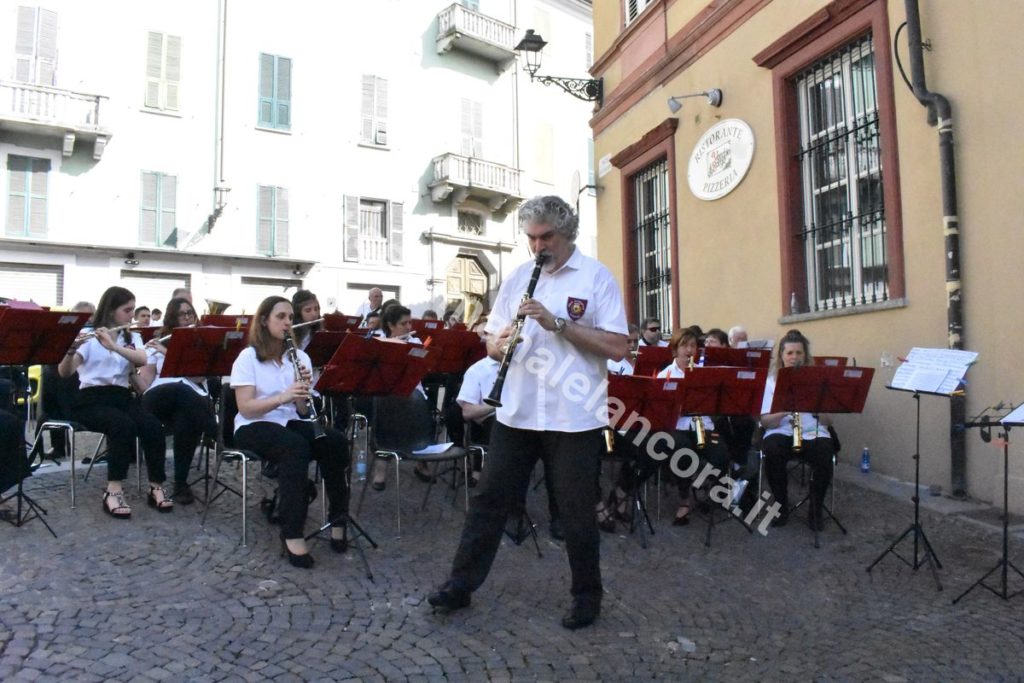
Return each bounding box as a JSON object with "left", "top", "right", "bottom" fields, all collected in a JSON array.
[
  {"left": 0, "top": 458, "right": 56, "bottom": 538},
  {"left": 867, "top": 392, "right": 943, "bottom": 589},
  {"left": 953, "top": 418, "right": 1024, "bottom": 603}
]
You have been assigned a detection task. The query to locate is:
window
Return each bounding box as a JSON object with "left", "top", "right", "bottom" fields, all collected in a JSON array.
[
  {"left": 584, "top": 32, "right": 593, "bottom": 69},
  {"left": 343, "top": 196, "right": 403, "bottom": 265},
  {"left": 360, "top": 75, "right": 388, "bottom": 146},
  {"left": 5, "top": 155, "right": 49, "bottom": 238},
  {"left": 625, "top": 0, "right": 654, "bottom": 27},
  {"left": 796, "top": 34, "right": 886, "bottom": 311},
  {"left": 0, "top": 262, "right": 62, "bottom": 306},
  {"left": 458, "top": 210, "right": 483, "bottom": 235},
  {"left": 631, "top": 158, "right": 672, "bottom": 331},
  {"left": 460, "top": 98, "right": 483, "bottom": 157},
  {"left": 144, "top": 32, "right": 182, "bottom": 111},
  {"left": 139, "top": 171, "right": 177, "bottom": 247},
  {"left": 119, "top": 270, "right": 190, "bottom": 310},
  {"left": 257, "top": 185, "right": 288, "bottom": 256},
  {"left": 459, "top": 0, "right": 480, "bottom": 11},
  {"left": 258, "top": 54, "right": 291, "bottom": 130},
  {"left": 14, "top": 6, "right": 57, "bottom": 85}
]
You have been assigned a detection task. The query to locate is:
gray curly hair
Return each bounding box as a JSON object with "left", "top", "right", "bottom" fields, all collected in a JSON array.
[{"left": 518, "top": 195, "right": 578, "bottom": 243}]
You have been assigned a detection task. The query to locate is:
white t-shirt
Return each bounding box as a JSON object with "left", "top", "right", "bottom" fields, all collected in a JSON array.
[
  {"left": 607, "top": 358, "right": 635, "bottom": 376},
  {"left": 657, "top": 361, "right": 715, "bottom": 432},
  {"left": 229, "top": 345, "right": 312, "bottom": 432},
  {"left": 76, "top": 332, "right": 144, "bottom": 389},
  {"left": 145, "top": 346, "right": 208, "bottom": 396},
  {"left": 760, "top": 374, "right": 830, "bottom": 440},
  {"left": 484, "top": 247, "right": 628, "bottom": 432},
  {"left": 457, "top": 357, "right": 500, "bottom": 406},
  {"left": 641, "top": 338, "right": 669, "bottom": 348}
]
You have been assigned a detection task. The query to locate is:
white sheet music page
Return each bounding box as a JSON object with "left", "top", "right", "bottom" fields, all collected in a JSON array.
[
  {"left": 889, "top": 347, "right": 978, "bottom": 394},
  {"left": 1001, "top": 403, "right": 1024, "bottom": 427}
]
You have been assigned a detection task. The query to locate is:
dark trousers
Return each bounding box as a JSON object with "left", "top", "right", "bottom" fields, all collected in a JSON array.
[
  {"left": 142, "top": 383, "right": 217, "bottom": 486},
  {"left": 70, "top": 387, "right": 167, "bottom": 483},
  {"left": 234, "top": 421, "right": 350, "bottom": 539},
  {"left": 449, "top": 422, "right": 602, "bottom": 599},
  {"left": 763, "top": 433, "right": 834, "bottom": 510},
  {"left": 616, "top": 429, "right": 730, "bottom": 500}
]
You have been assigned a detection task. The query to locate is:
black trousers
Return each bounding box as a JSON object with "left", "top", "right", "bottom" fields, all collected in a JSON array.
[
  {"left": 71, "top": 387, "right": 167, "bottom": 483},
  {"left": 142, "top": 383, "right": 217, "bottom": 486},
  {"left": 762, "top": 433, "right": 834, "bottom": 510},
  {"left": 449, "top": 422, "right": 602, "bottom": 599},
  {"left": 234, "top": 421, "right": 350, "bottom": 539}
]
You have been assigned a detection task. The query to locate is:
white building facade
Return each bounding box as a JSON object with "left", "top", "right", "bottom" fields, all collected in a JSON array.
[{"left": 0, "top": 0, "right": 596, "bottom": 316}]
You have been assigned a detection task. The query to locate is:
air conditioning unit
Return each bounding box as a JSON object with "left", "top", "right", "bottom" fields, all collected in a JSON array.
[{"left": 374, "top": 123, "right": 388, "bottom": 146}]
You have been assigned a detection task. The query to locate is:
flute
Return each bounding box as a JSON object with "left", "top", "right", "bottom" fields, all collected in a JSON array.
[
  {"left": 292, "top": 317, "right": 324, "bottom": 330},
  {"left": 75, "top": 322, "right": 136, "bottom": 341}
]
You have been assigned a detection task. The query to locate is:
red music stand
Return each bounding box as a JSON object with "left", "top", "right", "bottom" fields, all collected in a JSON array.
[
  {"left": 316, "top": 335, "right": 437, "bottom": 397},
  {"left": 200, "top": 314, "right": 253, "bottom": 331},
  {"left": 323, "top": 313, "right": 363, "bottom": 332},
  {"left": 813, "top": 356, "right": 848, "bottom": 367},
  {"left": 634, "top": 346, "right": 673, "bottom": 377},
  {"left": 409, "top": 319, "right": 445, "bottom": 340},
  {"left": 702, "top": 346, "right": 771, "bottom": 369},
  {"left": 304, "top": 331, "right": 350, "bottom": 368},
  {"left": 607, "top": 375, "right": 679, "bottom": 433},
  {"left": 418, "top": 329, "right": 486, "bottom": 374},
  {"left": 159, "top": 327, "right": 249, "bottom": 378},
  {"left": 136, "top": 326, "right": 159, "bottom": 343},
  {"left": 677, "top": 367, "right": 768, "bottom": 417}
]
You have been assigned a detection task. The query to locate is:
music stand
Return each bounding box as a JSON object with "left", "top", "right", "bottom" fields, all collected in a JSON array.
[
  {"left": 136, "top": 326, "right": 160, "bottom": 343},
  {"left": 409, "top": 318, "right": 445, "bottom": 341},
  {"left": 701, "top": 346, "right": 771, "bottom": 369},
  {"left": 813, "top": 356, "right": 848, "bottom": 367},
  {"left": 322, "top": 314, "right": 363, "bottom": 332},
  {"left": 771, "top": 365, "right": 875, "bottom": 548},
  {"left": 199, "top": 314, "right": 253, "bottom": 331},
  {"left": 954, "top": 404, "right": 1024, "bottom": 603},
  {"left": 634, "top": 346, "right": 673, "bottom": 377},
  {"left": 304, "top": 331, "right": 350, "bottom": 368},
  {"left": 0, "top": 308, "right": 90, "bottom": 537}
]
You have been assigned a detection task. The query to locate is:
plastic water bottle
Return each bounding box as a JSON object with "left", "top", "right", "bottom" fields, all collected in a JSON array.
[
  {"left": 355, "top": 444, "right": 368, "bottom": 482},
  {"left": 860, "top": 446, "right": 871, "bottom": 473}
]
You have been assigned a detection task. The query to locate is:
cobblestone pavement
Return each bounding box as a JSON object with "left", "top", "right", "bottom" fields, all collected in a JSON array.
[{"left": 3, "top": 458, "right": 1024, "bottom": 682}]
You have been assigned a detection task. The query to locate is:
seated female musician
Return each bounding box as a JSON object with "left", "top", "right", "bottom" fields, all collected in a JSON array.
[
  {"left": 290, "top": 290, "right": 321, "bottom": 351},
  {"left": 58, "top": 286, "right": 171, "bottom": 518},
  {"left": 230, "top": 296, "right": 351, "bottom": 567},
  {"left": 760, "top": 329, "right": 834, "bottom": 529},
  {"left": 135, "top": 297, "right": 217, "bottom": 505},
  {"left": 369, "top": 304, "right": 437, "bottom": 490}
]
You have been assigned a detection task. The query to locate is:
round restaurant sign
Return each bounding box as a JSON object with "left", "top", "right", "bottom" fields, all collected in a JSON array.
[{"left": 687, "top": 118, "right": 755, "bottom": 201}]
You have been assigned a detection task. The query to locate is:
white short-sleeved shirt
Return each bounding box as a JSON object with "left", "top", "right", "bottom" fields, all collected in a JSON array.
[
  {"left": 145, "top": 346, "right": 208, "bottom": 396},
  {"left": 657, "top": 361, "right": 715, "bottom": 432},
  {"left": 229, "top": 345, "right": 312, "bottom": 432},
  {"left": 641, "top": 338, "right": 669, "bottom": 348},
  {"left": 607, "top": 358, "right": 634, "bottom": 376},
  {"left": 760, "top": 375, "right": 830, "bottom": 440},
  {"left": 457, "top": 357, "right": 500, "bottom": 406},
  {"left": 76, "top": 332, "right": 144, "bottom": 389},
  {"left": 484, "top": 247, "right": 628, "bottom": 432}
]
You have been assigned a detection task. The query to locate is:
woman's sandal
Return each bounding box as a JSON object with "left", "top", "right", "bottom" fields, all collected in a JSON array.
[
  {"left": 102, "top": 490, "right": 131, "bottom": 519},
  {"left": 672, "top": 505, "right": 691, "bottom": 527},
  {"left": 147, "top": 486, "right": 174, "bottom": 513},
  {"left": 609, "top": 488, "right": 632, "bottom": 523},
  {"left": 595, "top": 502, "right": 617, "bottom": 533}
]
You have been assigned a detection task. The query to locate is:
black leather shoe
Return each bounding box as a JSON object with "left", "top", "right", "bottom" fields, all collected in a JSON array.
[
  {"left": 427, "top": 581, "right": 471, "bottom": 611},
  {"left": 561, "top": 596, "right": 601, "bottom": 630},
  {"left": 549, "top": 518, "right": 565, "bottom": 541},
  {"left": 771, "top": 508, "right": 790, "bottom": 528},
  {"left": 172, "top": 483, "right": 194, "bottom": 505}
]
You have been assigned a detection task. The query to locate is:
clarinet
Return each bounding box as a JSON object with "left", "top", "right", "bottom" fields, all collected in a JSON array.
[
  {"left": 484, "top": 250, "right": 551, "bottom": 408},
  {"left": 283, "top": 332, "right": 327, "bottom": 440}
]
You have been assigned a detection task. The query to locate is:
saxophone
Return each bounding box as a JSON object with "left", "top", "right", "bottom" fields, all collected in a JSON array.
[
  {"left": 792, "top": 411, "right": 803, "bottom": 452},
  {"left": 688, "top": 356, "right": 706, "bottom": 449}
]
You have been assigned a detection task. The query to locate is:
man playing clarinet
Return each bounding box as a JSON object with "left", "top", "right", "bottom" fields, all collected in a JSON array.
[{"left": 428, "top": 195, "right": 628, "bottom": 630}]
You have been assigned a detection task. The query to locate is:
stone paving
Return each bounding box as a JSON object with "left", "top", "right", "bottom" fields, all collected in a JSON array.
[{"left": 2, "top": 457, "right": 1024, "bottom": 682}]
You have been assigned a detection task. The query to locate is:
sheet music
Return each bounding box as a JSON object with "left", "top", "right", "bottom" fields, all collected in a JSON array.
[
  {"left": 1002, "top": 403, "right": 1024, "bottom": 427},
  {"left": 890, "top": 347, "right": 978, "bottom": 394},
  {"left": 412, "top": 443, "right": 455, "bottom": 455}
]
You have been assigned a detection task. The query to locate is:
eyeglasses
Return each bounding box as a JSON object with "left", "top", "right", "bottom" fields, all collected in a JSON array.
[
  {"left": 179, "top": 310, "right": 197, "bottom": 320},
  {"left": 646, "top": 327, "right": 660, "bottom": 332}
]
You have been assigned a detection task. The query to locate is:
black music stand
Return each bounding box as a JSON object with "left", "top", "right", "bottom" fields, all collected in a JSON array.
[
  {"left": 0, "top": 307, "right": 90, "bottom": 537},
  {"left": 954, "top": 406, "right": 1024, "bottom": 603},
  {"left": 676, "top": 367, "right": 768, "bottom": 545},
  {"left": 771, "top": 365, "right": 875, "bottom": 548}
]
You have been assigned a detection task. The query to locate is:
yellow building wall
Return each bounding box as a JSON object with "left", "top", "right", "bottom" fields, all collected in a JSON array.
[{"left": 593, "top": 0, "right": 1024, "bottom": 509}]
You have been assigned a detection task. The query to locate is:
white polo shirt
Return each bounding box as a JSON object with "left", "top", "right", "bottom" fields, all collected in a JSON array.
[
  {"left": 77, "top": 332, "right": 144, "bottom": 389},
  {"left": 229, "top": 345, "right": 312, "bottom": 432},
  {"left": 657, "top": 361, "right": 715, "bottom": 432},
  {"left": 607, "top": 358, "right": 635, "bottom": 376},
  {"left": 145, "top": 346, "right": 208, "bottom": 396},
  {"left": 760, "top": 375, "right": 830, "bottom": 440},
  {"left": 641, "top": 338, "right": 669, "bottom": 348},
  {"left": 484, "top": 247, "right": 628, "bottom": 432},
  {"left": 457, "top": 357, "right": 500, "bottom": 406}
]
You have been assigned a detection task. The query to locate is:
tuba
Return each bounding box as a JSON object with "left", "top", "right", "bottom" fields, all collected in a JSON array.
[{"left": 205, "top": 298, "right": 231, "bottom": 315}]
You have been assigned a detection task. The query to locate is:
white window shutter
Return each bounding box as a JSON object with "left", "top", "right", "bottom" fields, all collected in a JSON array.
[
  {"left": 389, "top": 201, "right": 403, "bottom": 265},
  {"left": 360, "top": 75, "right": 375, "bottom": 143},
  {"left": 274, "top": 187, "right": 289, "bottom": 256},
  {"left": 14, "top": 7, "right": 36, "bottom": 83},
  {"left": 145, "top": 32, "right": 164, "bottom": 108},
  {"left": 164, "top": 35, "right": 182, "bottom": 111},
  {"left": 460, "top": 99, "right": 482, "bottom": 157},
  {"left": 473, "top": 101, "right": 483, "bottom": 157},
  {"left": 374, "top": 76, "right": 387, "bottom": 120},
  {"left": 140, "top": 172, "right": 158, "bottom": 245},
  {"left": 343, "top": 195, "right": 360, "bottom": 262},
  {"left": 257, "top": 186, "right": 273, "bottom": 254},
  {"left": 36, "top": 9, "right": 58, "bottom": 86},
  {"left": 28, "top": 160, "right": 47, "bottom": 237},
  {"left": 160, "top": 175, "right": 177, "bottom": 246}
]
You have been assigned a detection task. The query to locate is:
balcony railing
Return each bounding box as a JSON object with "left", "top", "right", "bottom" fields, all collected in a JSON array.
[
  {"left": 360, "top": 234, "right": 390, "bottom": 265},
  {"left": 429, "top": 153, "right": 523, "bottom": 212},
  {"left": 436, "top": 4, "right": 517, "bottom": 69},
  {"left": 0, "top": 80, "right": 110, "bottom": 158}
]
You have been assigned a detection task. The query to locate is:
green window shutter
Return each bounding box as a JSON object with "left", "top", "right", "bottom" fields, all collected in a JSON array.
[
  {"left": 276, "top": 57, "right": 291, "bottom": 129},
  {"left": 145, "top": 32, "right": 164, "bottom": 108},
  {"left": 14, "top": 7, "right": 36, "bottom": 83},
  {"left": 160, "top": 175, "right": 177, "bottom": 247},
  {"left": 165, "top": 35, "right": 182, "bottom": 111},
  {"left": 28, "top": 159, "right": 48, "bottom": 237},
  {"left": 274, "top": 187, "right": 288, "bottom": 256},
  {"left": 389, "top": 201, "right": 403, "bottom": 265},
  {"left": 258, "top": 53, "right": 275, "bottom": 126},
  {"left": 140, "top": 171, "right": 159, "bottom": 245},
  {"left": 257, "top": 185, "right": 274, "bottom": 254},
  {"left": 343, "top": 195, "right": 360, "bottom": 262},
  {"left": 37, "top": 9, "right": 58, "bottom": 86}
]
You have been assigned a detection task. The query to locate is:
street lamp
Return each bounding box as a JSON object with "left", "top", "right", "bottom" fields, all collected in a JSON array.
[
  {"left": 667, "top": 89, "right": 724, "bottom": 114},
  {"left": 514, "top": 29, "right": 603, "bottom": 105}
]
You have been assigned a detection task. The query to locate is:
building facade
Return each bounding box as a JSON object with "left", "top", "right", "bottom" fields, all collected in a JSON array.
[
  {"left": 0, "top": 0, "right": 596, "bottom": 318},
  {"left": 591, "top": 0, "right": 1024, "bottom": 509}
]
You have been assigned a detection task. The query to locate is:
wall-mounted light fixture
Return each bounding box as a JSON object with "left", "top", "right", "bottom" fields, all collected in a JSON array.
[
  {"left": 667, "top": 89, "right": 724, "bottom": 114},
  {"left": 292, "top": 265, "right": 306, "bottom": 277},
  {"left": 124, "top": 252, "right": 139, "bottom": 267},
  {"left": 515, "top": 29, "right": 603, "bottom": 105}
]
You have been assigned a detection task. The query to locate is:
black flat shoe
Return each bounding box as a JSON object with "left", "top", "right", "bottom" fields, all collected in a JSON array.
[
  {"left": 771, "top": 509, "right": 790, "bottom": 528},
  {"left": 427, "top": 581, "right": 471, "bottom": 611},
  {"left": 280, "top": 534, "right": 314, "bottom": 569},
  {"left": 561, "top": 596, "right": 601, "bottom": 630},
  {"left": 371, "top": 479, "right": 386, "bottom": 491},
  {"left": 172, "top": 484, "right": 194, "bottom": 505}
]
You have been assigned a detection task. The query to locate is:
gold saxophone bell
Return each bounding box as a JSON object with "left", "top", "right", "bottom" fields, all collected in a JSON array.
[
  {"left": 603, "top": 427, "right": 615, "bottom": 454},
  {"left": 205, "top": 298, "right": 231, "bottom": 315},
  {"left": 792, "top": 411, "right": 803, "bottom": 452},
  {"left": 688, "top": 356, "right": 706, "bottom": 448}
]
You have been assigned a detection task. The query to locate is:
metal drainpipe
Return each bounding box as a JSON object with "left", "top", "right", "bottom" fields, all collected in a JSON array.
[{"left": 903, "top": 0, "right": 966, "bottom": 496}]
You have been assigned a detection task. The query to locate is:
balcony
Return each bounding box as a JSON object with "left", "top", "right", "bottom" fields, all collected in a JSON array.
[
  {"left": 0, "top": 80, "right": 111, "bottom": 159},
  {"left": 436, "top": 4, "right": 517, "bottom": 71},
  {"left": 429, "top": 153, "right": 524, "bottom": 213}
]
